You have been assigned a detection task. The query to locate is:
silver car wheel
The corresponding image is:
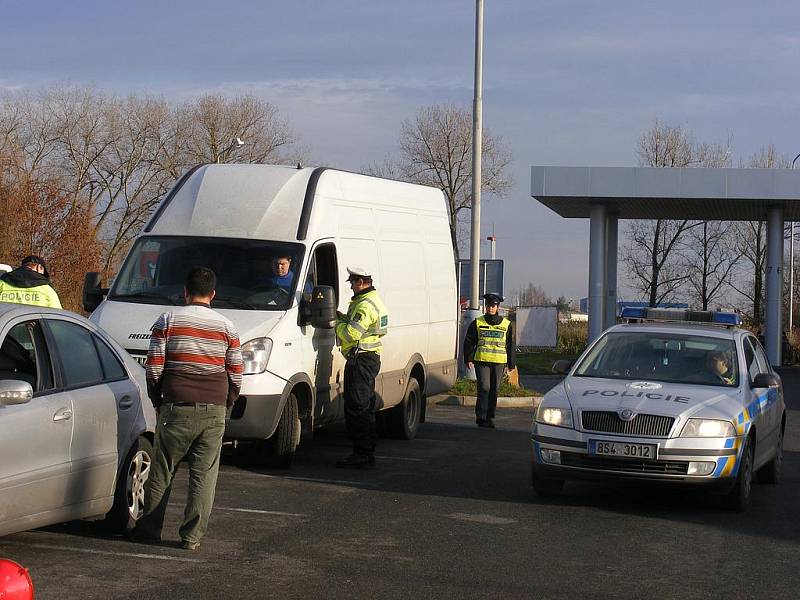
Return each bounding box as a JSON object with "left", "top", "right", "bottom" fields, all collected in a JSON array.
[{"left": 127, "top": 448, "right": 152, "bottom": 521}]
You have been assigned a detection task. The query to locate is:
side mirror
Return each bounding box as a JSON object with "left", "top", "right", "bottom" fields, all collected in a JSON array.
[
  {"left": 552, "top": 360, "right": 575, "bottom": 375},
  {"left": 309, "top": 285, "right": 337, "bottom": 329},
  {"left": 0, "top": 380, "right": 33, "bottom": 406},
  {"left": 752, "top": 372, "right": 780, "bottom": 389},
  {"left": 83, "top": 271, "right": 106, "bottom": 313}
]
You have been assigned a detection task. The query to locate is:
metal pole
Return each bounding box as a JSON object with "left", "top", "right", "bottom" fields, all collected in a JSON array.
[
  {"left": 588, "top": 204, "right": 607, "bottom": 343},
  {"left": 459, "top": 0, "right": 484, "bottom": 381},
  {"left": 791, "top": 153, "right": 800, "bottom": 334},
  {"left": 468, "top": 0, "right": 483, "bottom": 310},
  {"left": 765, "top": 206, "right": 784, "bottom": 366}
]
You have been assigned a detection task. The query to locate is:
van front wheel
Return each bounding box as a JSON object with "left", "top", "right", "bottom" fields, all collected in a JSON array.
[
  {"left": 253, "top": 393, "right": 300, "bottom": 469},
  {"left": 386, "top": 378, "right": 421, "bottom": 440}
]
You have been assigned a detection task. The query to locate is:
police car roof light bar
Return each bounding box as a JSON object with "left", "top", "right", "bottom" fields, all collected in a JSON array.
[{"left": 620, "top": 307, "right": 741, "bottom": 327}]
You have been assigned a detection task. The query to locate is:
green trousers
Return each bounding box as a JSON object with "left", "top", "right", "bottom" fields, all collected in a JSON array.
[{"left": 136, "top": 403, "right": 227, "bottom": 544}]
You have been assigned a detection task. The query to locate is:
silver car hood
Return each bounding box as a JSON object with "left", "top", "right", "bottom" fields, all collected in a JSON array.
[
  {"left": 563, "top": 376, "right": 742, "bottom": 420},
  {"left": 90, "top": 300, "right": 284, "bottom": 352}
]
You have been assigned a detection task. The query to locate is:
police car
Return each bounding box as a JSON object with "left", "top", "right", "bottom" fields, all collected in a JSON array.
[{"left": 531, "top": 308, "right": 786, "bottom": 511}]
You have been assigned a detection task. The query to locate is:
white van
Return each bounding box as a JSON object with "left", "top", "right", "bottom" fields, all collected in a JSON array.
[{"left": 85, "top": 164, "right": 458, "bottom": 466}]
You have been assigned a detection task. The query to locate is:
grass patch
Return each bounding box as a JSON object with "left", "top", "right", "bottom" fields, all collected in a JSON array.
[
  {"left": 448, "top": 377, "right": 537, "bottom": 397},
  {"left": 515, "top": 350, "right": 579, "bottom": 376}
]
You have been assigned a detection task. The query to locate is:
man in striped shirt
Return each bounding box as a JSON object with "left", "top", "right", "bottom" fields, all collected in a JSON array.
[{"left": 132, "top": 267, "right": 243, "bottom": 551}]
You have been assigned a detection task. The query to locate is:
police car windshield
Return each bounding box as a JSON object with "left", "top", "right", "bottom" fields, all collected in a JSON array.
[
  {"left": 574, "top": 332, "right": 738, "bottom": 387},
  {"left": 110, "top": 236, "right": 304, "bottom": 311}
]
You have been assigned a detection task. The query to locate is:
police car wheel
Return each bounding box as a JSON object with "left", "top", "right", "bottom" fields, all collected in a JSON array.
[
  {"left": 722, "top": 436, "right": 753, "bottom": 512},
  {"left": 531, "top": 465, "right": 564, "bottom": 497},
  {"left": 103, "top": 436, "right": 153, "bottom": 532},
  {"left": 757, "top": 422, "right": 784, "bottom": 484}
]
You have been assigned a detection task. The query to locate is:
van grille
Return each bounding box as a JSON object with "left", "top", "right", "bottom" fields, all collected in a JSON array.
[{"left": 581, "top": 411, "right": 674, "bottom": 437}]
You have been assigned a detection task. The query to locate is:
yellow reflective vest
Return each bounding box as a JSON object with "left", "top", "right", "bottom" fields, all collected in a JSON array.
[
  {"left": 473, "top": 315, "right": 510, "bottom": 364},
  {"left": 336, "top": 289, "right": 388, "bottom": 356},
  {"left": 0, "top": 280, "right": 62, "bottom": 308}
]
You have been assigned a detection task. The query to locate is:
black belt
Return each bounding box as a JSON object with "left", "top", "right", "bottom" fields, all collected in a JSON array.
[{"left": 172, "top": 402, "right": 201, "bottom": 407}]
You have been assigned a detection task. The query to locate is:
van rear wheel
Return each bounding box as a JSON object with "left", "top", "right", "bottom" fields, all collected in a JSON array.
[
  {"left": 386, "top": 378, "right": 421, "bottom": 440},
  {"left": 253, "top": 393, "right": 300, "bottom": 469}
]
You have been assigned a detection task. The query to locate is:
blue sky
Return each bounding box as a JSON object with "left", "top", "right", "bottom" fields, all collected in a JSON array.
[{"left": 1, "top": 0, "right": 798, "bottom": 300}]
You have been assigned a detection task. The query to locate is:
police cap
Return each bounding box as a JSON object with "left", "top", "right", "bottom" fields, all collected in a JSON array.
[
  {"left": 346, "top": 266, "right": 372, "bottom": 281},
  {"left": 483, "top": 292, "right": 503, "bottom": 305}
]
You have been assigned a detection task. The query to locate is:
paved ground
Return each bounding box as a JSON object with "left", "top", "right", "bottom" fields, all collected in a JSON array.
[{"left": 1, "top": 372, "right": 798, "bottom": 599}]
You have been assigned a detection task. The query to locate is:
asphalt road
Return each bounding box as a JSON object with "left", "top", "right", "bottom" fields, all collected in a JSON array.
[{"left": 1, "top": 371, "right": 798, "bottom": 600}]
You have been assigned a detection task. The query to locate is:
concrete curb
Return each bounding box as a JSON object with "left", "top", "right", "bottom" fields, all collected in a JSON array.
[{"left": 428, "top": 394, "right": 541, "bottom": 409}]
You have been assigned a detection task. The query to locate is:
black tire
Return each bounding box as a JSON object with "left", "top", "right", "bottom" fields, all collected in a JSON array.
[
  {"left": 531, "top": 464, "right": 564, "bottom": 497},
  {"left": 757, "top": 422, "right": 784, "bottom": 484},
  {"left": 254, "top": 393, "right": 300, "bottom": 469},
  {"left": 103, "top": 436, "right": 153, "bottom": 532},
  {"left": 386, "top": 378, "right": 421, "bottom": 440},
  {"left": 722, "top": 436, "right": 754, "bottom": 511}
]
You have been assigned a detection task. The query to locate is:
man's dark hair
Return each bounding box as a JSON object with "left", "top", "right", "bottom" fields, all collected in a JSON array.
[{"left": 186, "top": 266, "right": 216, "bottom": 297}]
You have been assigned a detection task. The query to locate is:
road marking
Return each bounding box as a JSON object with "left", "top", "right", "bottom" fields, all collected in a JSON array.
[
  {"left": 374, "top": 455, "right": 423, "bottom": 462},
  {"left": 0, "top": 541, "right": 201, "bottom": 563},
  {"left": 447, "top": 513, "right": 518, "bottom": 525},
  {"left": 213, "top": 506, "right": 306, "bottom": 517},
  {"left": 223, "top": 471, "right": 375, "bottom": 487}
]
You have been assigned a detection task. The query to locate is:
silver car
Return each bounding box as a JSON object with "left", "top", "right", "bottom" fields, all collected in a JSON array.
[
  {"left": 0, "top": 303, "right": 155, "bottom": 536},
  {"left": 531, "top": 309, "right": 785, "bottom": 511}
]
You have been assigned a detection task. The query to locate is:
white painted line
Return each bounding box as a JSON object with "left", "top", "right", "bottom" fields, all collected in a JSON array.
[
  {"left": 447, "top": 513, "right": 518, "bottom": 525},
  {"left": 213, "top": 506, "right": 306, "bottom": 517},
  {"left": 0, "top": 541, "right": 201, "bottom": 563},
  {"left": 222, "top": 471, "right": 374, "bottom": 487},
  {"left": 374, "top": 455, "right": 423, "bottom": 462}
]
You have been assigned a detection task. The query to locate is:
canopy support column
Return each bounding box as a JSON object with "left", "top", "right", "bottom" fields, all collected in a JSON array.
[
  {"left": 588, "top": 204, "right": 607, "bottom": 342},
  {"left": 605, "top": 214, "right": 618, "bottom": 330},
  {"left": 765, "top": 206, "right": 784, "bottom": 366}
]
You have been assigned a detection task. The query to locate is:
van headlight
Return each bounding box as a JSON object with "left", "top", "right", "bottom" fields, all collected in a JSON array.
[
  {"left": 536, "top": 406, "right": 573, "bottom": 428},
  {"left": 241, "top": 338, "right": 272, "bottom": 375},
  {"left": 680, "top": 419, "right": 735, "bottom": 438}
]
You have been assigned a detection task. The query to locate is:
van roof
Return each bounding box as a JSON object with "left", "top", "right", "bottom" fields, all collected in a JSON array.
[{"left": 145, "top": 164, "right": 314, "bottom": 241}]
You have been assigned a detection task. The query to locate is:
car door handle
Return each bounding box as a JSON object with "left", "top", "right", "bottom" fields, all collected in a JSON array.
[
  {"left": 119, "top": 395, "right": 134, "bottom": 409},
  {"left": 53, "top": 409, "right": 73, "bottom": 422}
]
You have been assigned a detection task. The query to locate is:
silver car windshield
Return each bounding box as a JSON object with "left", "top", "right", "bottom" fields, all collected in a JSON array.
[
  {"left": 573, "top": 332, "right": 739, "bottom": 387},
  {"left": 110, "top": 236, "right": 304, "bottom": 311}
]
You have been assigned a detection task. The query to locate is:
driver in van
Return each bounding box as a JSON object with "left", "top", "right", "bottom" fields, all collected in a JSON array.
[{"left": 268, "top": 254, "right": 294, "bottom": 291}]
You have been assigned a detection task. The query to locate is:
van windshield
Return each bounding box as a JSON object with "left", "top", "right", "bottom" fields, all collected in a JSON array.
[{"left": 110, "top": 236, "right": 304, "bottom": 311}]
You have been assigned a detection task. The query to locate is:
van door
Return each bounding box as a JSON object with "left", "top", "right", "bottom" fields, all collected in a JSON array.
[{"left": 300, "top": 243, "right": 344, "bottom": 425}]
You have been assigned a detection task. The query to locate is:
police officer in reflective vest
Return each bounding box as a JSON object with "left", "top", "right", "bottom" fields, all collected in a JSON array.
[
  {"left": 0, "top": 255, "right": 61, "bottom": 308},
  {"left": 463, "top": 293, "right": 515, "bottom": 428},
  {"left": 335, "top": 266, "right": 389, "bottom": 468}
]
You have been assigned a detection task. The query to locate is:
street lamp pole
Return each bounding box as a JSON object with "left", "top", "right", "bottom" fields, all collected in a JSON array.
[{"left": 790, "top": 152, "right": 800, "bottom": 333}]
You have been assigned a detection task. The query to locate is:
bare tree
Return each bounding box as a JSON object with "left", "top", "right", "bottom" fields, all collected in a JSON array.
[
  {"left": 623, "top": 119, "right": 731, "bottom": 305},
  {"left": 682, "top": 221, "right": 741, "bottom": 310},
  {"left": 368, "top": 104, "right": 512, "bottom": 258},
  {"left": 515, "top": 283, "right": 552, "bottom": 306}
]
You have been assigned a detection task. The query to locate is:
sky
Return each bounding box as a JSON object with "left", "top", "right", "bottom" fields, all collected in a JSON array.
[{"left": 1, "top": 0, "right": 799, "bottom": 302}]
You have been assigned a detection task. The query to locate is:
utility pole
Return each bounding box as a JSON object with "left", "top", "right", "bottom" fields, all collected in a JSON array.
[{"left": 459, "top": 0, "right": 484, "bottom": 379}]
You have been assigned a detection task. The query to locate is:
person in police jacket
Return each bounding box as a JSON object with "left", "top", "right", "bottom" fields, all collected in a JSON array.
[{"left": 464, "top": 293, "right": 516, "bottom": 428}]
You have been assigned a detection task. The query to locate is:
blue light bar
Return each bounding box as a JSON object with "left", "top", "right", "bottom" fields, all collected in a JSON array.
[
  {"left": 711, "top": 312, "right": 741, "bottom": 325},
  {"left": 620, "top": 307, "right": 741, "bottom": 326},
  {"left": 620, "top": 307, "right": 647, "bottom": 319}
]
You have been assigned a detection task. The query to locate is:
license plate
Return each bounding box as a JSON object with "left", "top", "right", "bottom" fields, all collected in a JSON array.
[{"left": 589, "top": 440, "right": 657, "bottom": 459}]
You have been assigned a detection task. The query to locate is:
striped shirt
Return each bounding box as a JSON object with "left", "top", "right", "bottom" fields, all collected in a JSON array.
[{"left": 146, "top": 303, "right": 243, "bottom": 407}]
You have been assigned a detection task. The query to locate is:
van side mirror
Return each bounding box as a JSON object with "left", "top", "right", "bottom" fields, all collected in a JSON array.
[
  {"left": 83, "top": 272, "right": 107, "bottom": 313},
  {"left": 552, "top": 360, "right": 575, "bottom": 375},
  {"left": 0, "top": 380, "right": 33, "bottom": 406},
  {"left": 751, "top": 372, "right": 780, "bottom": 389},
  {"left": 309, "top": 285, "right": 337, "bottom": 329}
]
